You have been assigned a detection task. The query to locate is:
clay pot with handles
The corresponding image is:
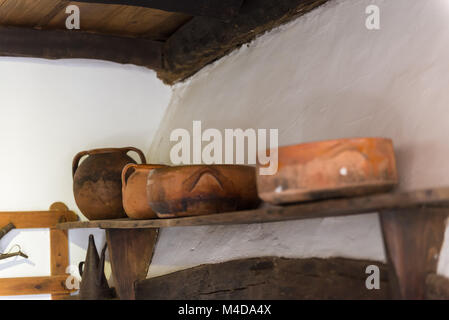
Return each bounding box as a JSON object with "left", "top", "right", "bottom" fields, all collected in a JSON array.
[
  {"left": 122, "top": 163, "right": 166, "bottom": 219},
  {"left": 72, "top": 147, "right": 146, "bottom": 220},
  {"left": 147, "top": 165, "right": 260, "bottom": 218}
]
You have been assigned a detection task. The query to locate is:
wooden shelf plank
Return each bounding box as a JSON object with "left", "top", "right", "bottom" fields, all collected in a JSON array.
[
  {"left": 57, "top": 187, "right": 449, "bottom": 230},
  {"left": 0, "top": 202, "right": 78, "bottom": 229}
]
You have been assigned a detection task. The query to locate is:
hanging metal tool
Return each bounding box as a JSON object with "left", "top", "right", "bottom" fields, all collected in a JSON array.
[
  {"left": 0, "top": 222, "right": 29, "bottom": 261},
  {"left": 0, "top": 223, "right": 15, "bottom": 240},
  {"left": 0, "top": 246, "right": 29, "bottom": 260}
]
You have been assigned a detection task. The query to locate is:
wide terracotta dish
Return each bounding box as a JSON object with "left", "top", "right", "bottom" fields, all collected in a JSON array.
[
  {"left": 122, "top": 163, "right": 166, "bottom": 219},
  {"left": 256, "top": 137, "right": 398, "bottom": 205},
  {"left": 147, "top": 165, "right": 260, "bottom": 218},
  {"left": 72, "top": 147, "right": 146, "bottom": 220}
]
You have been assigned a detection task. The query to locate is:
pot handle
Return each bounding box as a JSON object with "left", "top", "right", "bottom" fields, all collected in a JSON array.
[
  {"left": 72, "top": 151, "right": 89, "bottom": 178},
  {"left": 79, "top": 261, "right": 85, "bottom": 277},
  {"left": 122, "top": 147, "right": 146, "bottom": 164},
  {"left": 121, "top": 163, "right": 137, "bottom": 188}
]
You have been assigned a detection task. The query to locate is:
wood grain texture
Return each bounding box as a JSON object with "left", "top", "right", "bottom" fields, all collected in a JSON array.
[
  {"left": 46, "top": 2, "right": 192, "bottom": 40},
  {"left": 50, "top": 228, "right": 70, "bottom": 300},
  {"left": 0, "top": 275, "right": 71, "bottom": 296},
  {"left": 58, "top": 187, "right": 449, "bottom": 230},
  {"left": 106, "top": 228, "right": 158, "bottom": 300},
  {"left": 380, "top": 208, "right": 449, "bottom": 299},
  {"left": 72, "top": 0, "right": 243, "bottom": 20},
  {"left": 0, "top": 0, "right": 327, "bottom": 82},
  {"left": 50, "top": 229, "right": 69, "bottom": 275},
  {"left": 159, "top": 0, "right": 329, "bottom": 83},
  {"left": 0, "top": 0, "right": 329, "bottom": 81},
  {"left": 0, "top": 202, "right": 78, "bottom": 229},
  {"left": 135, "top": 257, "right": 390, "bottom": 300},
  {"left": 0, "top": 25, "right": 163, "bottom": 69},
  {"left": 426, "top": 274, "right": 449, "bottom": 299},
  {"left": 0, "top": 0, "right": 191, "bottom": 40},
  {"left": 0, "top": 202, "right": 74, "bottom": 298},
  {"left": 0, "top": 0, "right": 64, "bottom": 27}
]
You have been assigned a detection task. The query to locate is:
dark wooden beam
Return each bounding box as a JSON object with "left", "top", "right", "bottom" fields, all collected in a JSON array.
[
  {"left": 0, "top": 26, "right": 162, "bottom": 70},
  {"left": 72, "top": 0, "right": 244, "bottom": 20},
  {"left": 135, "top": 257, "right": 390, "bottom": 299},
  {"left": 158, "top": 0, "right": 329, "bottom": 84}
]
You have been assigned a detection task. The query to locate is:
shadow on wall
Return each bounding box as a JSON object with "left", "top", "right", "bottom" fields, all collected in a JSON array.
[{"left": 0, "top": 229, "right": 43, "bottom": 272}]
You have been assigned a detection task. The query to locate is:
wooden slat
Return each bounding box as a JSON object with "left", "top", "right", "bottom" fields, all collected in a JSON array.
[
  {"left": 0, "top": 202, "right": 78, "bottom": 229},
  {"left": 72, "top": 0, "right": 243, "bottom": 20},
  {"left": 0, "top": 275, "right": 71, "bottom": 296},
  {"left": 58, "top": 187, "right": 449, "bottom": 230},
  {"left": 0, "top": 203, "right": 75, "bottom": 299},
  {"left": 50, "top": 229, "right": 69, "bottom": 275},
  {"left": 0, "top": 26, "right": 163, "bottom": 69},
  {"left": 50, "top": 228, "right": 70, "bottom": 300}
]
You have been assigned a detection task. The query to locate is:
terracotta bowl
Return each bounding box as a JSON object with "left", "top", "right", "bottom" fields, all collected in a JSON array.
[
  {"left": 147, "top": 165, "right": 261, "bottom": 218},
  {"left": 256, "top": 137, "right": 398, "bottom": 205},
  {"left": 122, "top": 163, "right": 167, "bottom": 219}
]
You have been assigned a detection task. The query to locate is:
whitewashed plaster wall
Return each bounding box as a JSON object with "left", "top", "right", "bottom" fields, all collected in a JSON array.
[
  {"left": 3, "top": 0, "right": 449, "bottom": 299},
  {"left": 0, "top": 58, "right": 171, "bottom": 299},
  {"left": 147, "top": 0, "right": 449, "bottom": 278}
]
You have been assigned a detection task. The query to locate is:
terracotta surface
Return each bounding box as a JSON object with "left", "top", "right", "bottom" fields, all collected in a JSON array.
[
  {"left": 122, "top": 163, "right": 166, "bottom": 220},
  {"left": 147, "top": 165, "right": 260, "bottom": 218},
  {"left": 72, "top": 147, "right": 146, "bottom": 220},
  {"left": 257, "top": 137, "right": 398, "bottom": 204}
]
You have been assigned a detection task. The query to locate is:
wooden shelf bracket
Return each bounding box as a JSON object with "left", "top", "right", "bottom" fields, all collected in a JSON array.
[
  {"left": 106, "top": 228, "right": 159, "bottom": 300},
  {"left": 380, "top": 207, "right": 449, "bottom": 299}
]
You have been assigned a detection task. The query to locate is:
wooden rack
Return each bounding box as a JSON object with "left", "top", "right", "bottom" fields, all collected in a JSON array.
[
  {"left": 57, "top": 186, "right": 449, "bottom": 300},
  {"left": 0, "top": 203, "right": 78, "bottom": 299}
]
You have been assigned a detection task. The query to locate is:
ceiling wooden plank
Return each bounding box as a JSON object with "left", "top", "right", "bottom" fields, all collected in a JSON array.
[
  {"left": 159, "top": 0, "right": 329, "bottom": 84},
  {"left": 0, "top": 26, "right": 163, "bottom": 69},
  {"left": 45, "top": 2, "right": 192, "bottom": 40},
  {"left": 35, "top": 1, "right": 69, "bottom": 28},
  {"left": 71, "top": 0, "right": 243, "bottom": 20},
  {"left": 0, "top": 0, "right": 65, "bottom": 27}
]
